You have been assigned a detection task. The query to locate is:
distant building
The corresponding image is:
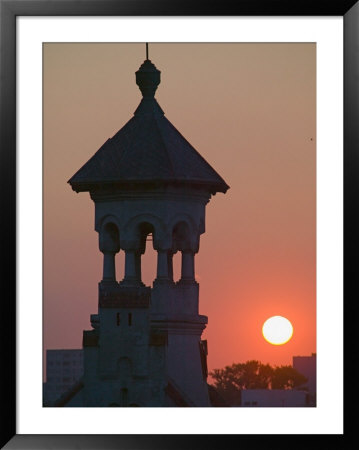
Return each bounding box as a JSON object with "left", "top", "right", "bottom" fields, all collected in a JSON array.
[
  {"left": 293, "top": 353, "right": 316, "bottom": 406},
  {"left": 241, "top": 389, "right": 307, "bottom": 407},
  {"left": 43, "top": 349, "right": 83, "bottom": 405}
]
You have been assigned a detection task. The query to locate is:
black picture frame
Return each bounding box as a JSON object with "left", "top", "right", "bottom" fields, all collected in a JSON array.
[{"left": 1, "top": 1, "right": 357, "bottom": 448}]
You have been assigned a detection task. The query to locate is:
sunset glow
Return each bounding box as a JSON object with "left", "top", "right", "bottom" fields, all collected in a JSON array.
[
  {"left": 262, "top": 316, "right": 293, "bottom": 345},
  {"left": 43, "top": 43, "right": 316, "bottom": 375}
]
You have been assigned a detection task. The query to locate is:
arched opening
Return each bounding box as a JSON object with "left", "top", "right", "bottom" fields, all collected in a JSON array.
[
  {"left": 172, "top": 221, "right": 194, "bottom": 282},
  {"left": 172, "top": 251, "right": 181, "bottom": 282},
  {"left": 100, "top": 222, "right": 120, "bottom": 282},
  {"left": 116, "top": 250, "right": 125, "bottom": 283},
  {"left": 172, "top": 221, "right": 191, "bottom": 252},
  {"left": 138, "top": 222, "right": 157, "bottom": 287},
  {"left": 103, "top": 223, "right": 119, "bottom": 248}
]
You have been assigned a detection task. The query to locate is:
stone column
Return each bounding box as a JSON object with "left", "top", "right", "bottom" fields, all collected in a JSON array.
[
  {"left": 102, "top": 251, "right": 116, "bottom": 281},
  {"left": 99, "top": 222, "right": 120, "bottom": 284},
  {"left": 120, "top": 237, "right": 144, "bottom": 286},
  {"left": 181, "top": 251, "right": 195, "bottom": 281},
  {"left": 124, "top": 250, "right": 137, "bottom": 283},
  {"left": 156, "top": 249, "right": 170, "bottom": 280},
  {"left": 134, "top": 251, "right": 142, "bottom": 283},
  {"left": 167, "top": 251, "right": 174, "bottom": 281}
]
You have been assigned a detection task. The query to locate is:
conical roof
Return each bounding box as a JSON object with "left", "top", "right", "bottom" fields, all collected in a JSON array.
[{"left": 68, "top": 59, "right": 229, "bottom": 195}]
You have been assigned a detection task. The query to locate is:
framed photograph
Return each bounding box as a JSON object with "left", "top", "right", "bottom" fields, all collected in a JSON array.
[{"left": 1, "top": 1, "right": 356, "bottom": 448}]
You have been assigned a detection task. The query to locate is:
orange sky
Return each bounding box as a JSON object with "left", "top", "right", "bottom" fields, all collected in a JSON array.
[{"left": 43, "top": 43, "right": 316, "bottom": 377}]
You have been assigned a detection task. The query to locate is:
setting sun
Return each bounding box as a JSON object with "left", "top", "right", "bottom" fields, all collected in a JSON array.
[{"left": 262, "top": 316, "right": 293, "bottom": 345}]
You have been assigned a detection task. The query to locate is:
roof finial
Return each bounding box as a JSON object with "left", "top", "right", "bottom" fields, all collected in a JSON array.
[{"left": 135, "top": 51, "right": 161, "bottom": 98}]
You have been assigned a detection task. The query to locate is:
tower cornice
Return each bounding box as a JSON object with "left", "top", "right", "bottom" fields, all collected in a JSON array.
[{"left": 89, "top": 185, "right": 211, "bottom": 204}]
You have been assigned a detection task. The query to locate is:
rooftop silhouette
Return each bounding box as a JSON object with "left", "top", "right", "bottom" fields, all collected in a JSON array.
[{"left": 69, "top": 58, "right": 229, "bottom": 195}]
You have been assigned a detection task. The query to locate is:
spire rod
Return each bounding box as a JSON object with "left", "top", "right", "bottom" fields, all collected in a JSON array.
[{"left": 146, "top": 43, "right": 149, "bottom": 60}]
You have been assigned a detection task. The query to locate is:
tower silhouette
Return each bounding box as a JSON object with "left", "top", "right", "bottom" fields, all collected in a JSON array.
[{"left": 67, "top": 52, "right": 229, "bottom": 407}]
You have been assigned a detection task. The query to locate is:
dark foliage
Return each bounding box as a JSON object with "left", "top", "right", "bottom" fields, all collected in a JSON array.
[{"left": 209, "top": 360, "right": 308, "bottom": 406}]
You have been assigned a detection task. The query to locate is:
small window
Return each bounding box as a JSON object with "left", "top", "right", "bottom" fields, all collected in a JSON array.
[
  {"left": 128, "top": 313, "right": 132, "bottom": 326},
  {"left": 116, "top": 313, "right": 121, "bottom": 326}
]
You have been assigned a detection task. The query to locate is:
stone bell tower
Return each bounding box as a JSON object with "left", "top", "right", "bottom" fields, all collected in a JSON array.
[{"left": 67, "top": 54, "right": 229, "bottom": 407}]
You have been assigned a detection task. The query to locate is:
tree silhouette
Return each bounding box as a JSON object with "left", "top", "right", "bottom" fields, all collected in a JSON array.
[
  {"left": 209, "top": 360, "right": 308, "bottom": 406},
  {"left": 271, "top": 365, "right": 308, "bottom": 390}
]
